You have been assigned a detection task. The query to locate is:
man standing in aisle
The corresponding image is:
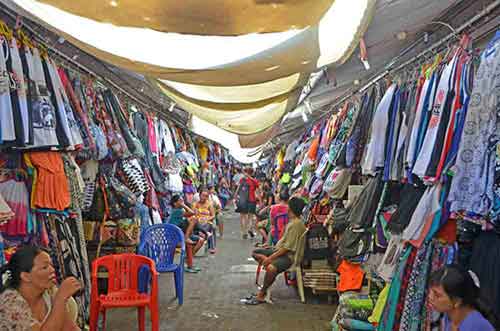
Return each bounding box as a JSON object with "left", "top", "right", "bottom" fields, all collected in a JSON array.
[{"left": 235, "top": 168, "right": 259, "bottom": 239}]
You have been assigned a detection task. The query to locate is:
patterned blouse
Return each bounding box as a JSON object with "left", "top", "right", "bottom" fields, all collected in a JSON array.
[{"left": 0, "top": 289, "right": 43, "bottom": 330}]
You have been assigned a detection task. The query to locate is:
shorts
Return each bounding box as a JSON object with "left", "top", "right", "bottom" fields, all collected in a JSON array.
[
  {"left": 237, "top": 202, "right": 257, "bottom": 214},
  {"left": 253, "top": 248, "right": 293, "bottom": 274},
  {"left": 176, "top": 219, "right": 189, "bottom": 233}
]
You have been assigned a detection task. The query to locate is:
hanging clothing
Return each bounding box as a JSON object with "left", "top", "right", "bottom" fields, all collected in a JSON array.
[
  {"left": 0, "top": 179, "right": 29, "bottom": 236},
  {"left": 28, "top": 47, "right": 59, "bottom": 148},
  {"left": 46, "top": 59, "right": 83, "bottom": 148},
  {"left": 337, "top": 260, "right": 365, "bottom": 292},
  {"left": 411, "top": 72, "right": 440, "bottom": 175},
  {"left": 157, "top": 119, "right": 176, "bottom": 155},
  {"left": 0, "top": 191, "right": 14, "bottom": 223},
  {"left": 29, "top": 152, "right": 71, "bottom": 211},
  {"left": 0, "top": 38, "right": 16, "bottom": 144},
  {"left": 413, "top": 56, "right": 459, "bottom": 178},
  {"left": 406, "top": 75, "right": 431, "bottom": 169},
  {"left": 383, "top": 87, "right": 401, "bottom": 181},
  {"left": 449, "top": 33, "right": 500, "bottom": 215},
  {"left": 469, "top": 231, "right": 500, "bottom": 318},
  {"left": 9, "top": 38, "right": 31, "bottom": 146},
  {"left": 146, "top": 113, "right": 158, "bottom": 155},
  {"left": 362, "top": 84, "right": 397, "bottom": 175},
  {"left": 402, "top": 185, "right": 441, "bottom": 247},
  {"left": 431, "top": 55, "right": 470, "bottom": 181}
]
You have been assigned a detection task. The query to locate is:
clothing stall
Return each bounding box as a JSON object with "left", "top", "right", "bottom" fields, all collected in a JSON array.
[
  {"left": 0, "top": 16, "right": 238, "bottom": 327},
  {"left": 268, "top": 4, "right": 500, "bottom": 329}
]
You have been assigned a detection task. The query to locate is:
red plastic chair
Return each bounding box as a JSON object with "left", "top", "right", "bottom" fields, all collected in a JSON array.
[{"left": 89, "top": 254, "right": 159, "bottom": 331}]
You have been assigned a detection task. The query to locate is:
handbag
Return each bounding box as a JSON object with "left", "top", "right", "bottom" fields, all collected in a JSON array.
[
  {"left": 96, "top": 91, "right": 129, "bottom": 159},
  {"left": 116, "top": 217, "right": 140, "bottom": 246},
  {"left": 82, "top": 181, "right": 106, "bottom": 221},
  {"left": 104, "top": 90, "right": 145, "bottom": 159},
  {"left": 105, "top": 176, "right": 137, "bottom": 220}
]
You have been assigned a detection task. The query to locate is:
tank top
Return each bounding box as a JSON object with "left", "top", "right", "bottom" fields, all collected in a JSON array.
[{"left": 195, "top": 201, "right": 212, "bottom": 224}]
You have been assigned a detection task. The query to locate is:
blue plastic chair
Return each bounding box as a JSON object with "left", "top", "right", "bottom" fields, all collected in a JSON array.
[{"left": 138, "top": 224, "right": 185, "bottom": 305}]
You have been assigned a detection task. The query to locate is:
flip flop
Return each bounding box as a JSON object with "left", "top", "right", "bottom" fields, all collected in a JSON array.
[
  {"left": 185, "top": 267, "right": 199, "bottom": 273},
  {"left": 244, "top": 297, "right": 266, "bottom": 305}
]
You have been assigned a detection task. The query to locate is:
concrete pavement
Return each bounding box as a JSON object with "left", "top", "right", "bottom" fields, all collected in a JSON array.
[{"left": 105, "top": 211, "right": 335, "bottom": 330}]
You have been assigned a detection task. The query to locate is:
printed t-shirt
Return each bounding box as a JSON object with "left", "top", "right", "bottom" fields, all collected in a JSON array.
[{"left": 240, "top": 177, "right": 259, "bottom": 203}]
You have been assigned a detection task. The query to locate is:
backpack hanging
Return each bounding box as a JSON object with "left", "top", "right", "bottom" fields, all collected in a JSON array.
[{"left": 304, "top": 223, "right": 331, "bottom": 261}]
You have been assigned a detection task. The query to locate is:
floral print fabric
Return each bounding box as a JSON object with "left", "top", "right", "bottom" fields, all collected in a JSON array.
[{"left": 0, "top": 289, "right": 38, "bottom": 331}]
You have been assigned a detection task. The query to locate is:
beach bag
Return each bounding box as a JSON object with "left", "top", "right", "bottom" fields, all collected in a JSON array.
[
  {"left": 105, "top": 177, "right": 137, "bottom": 220},
  {"left": 87, "top": 123, "right": 107, "bottom": 161},
  {"left": 116, "top": 217, "right": 140, "bottom": 246},
  {"left": 82, "top": 181, "right": 106, "bottom": 222}
]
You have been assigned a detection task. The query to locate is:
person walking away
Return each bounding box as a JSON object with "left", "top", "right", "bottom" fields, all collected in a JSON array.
[
  {"left": 218, "top": 177, "right": 231, "bottom": 210},
  {"left": 235, "top": 168, "right": 259, "bottom": 239}
]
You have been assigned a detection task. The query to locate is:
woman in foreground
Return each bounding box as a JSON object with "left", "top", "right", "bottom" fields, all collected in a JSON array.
[
  {"left": 0, "top": 245, "right": 81, "bottom": 331},
  {"left": 428, "top": 265, "right": 497, "bottom": 331}
]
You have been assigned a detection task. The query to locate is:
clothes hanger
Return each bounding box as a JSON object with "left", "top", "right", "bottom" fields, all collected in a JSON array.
[
  {"left": 425, "top": 52, "right": 443, "bottom": 79},
  {"left": 16, "top": 29, "right": 34, "bottom": 50},
  {"left": 0, "top": 20, "right": 13, "bottom": 41}
]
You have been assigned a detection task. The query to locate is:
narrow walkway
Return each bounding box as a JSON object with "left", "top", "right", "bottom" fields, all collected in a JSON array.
[{"left": 107, "top": 211, "right": 335, "bottom": 330}]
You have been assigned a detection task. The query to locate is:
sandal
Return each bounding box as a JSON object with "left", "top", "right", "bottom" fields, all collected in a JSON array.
[
  {"left": 244, "top": 297, "right": 266, "bottom": 305},
  {"left": 185, "top": 267, "right": 199, "bottom": 273}
]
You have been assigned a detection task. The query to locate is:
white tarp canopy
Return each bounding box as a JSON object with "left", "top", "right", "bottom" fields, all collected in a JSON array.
[{"left": 5, "top": 0, "right": 376, "bottom": 139}]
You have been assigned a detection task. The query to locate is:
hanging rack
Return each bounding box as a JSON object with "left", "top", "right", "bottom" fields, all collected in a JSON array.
[
  {"left": 272, "top": 0, "right": 500, "bottom": 147},
  {"left": 311, "top": 0, "right": 500, "bottom": 124},
  {"left": 0, "top": 5, "right": 188, "bottom": 130}
]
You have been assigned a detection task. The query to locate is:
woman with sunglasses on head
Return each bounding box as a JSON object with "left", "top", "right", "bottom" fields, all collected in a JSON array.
[
  {"left": 0, "top": 245, "right": 81, "bottom": 331},
  {"left": 428, "top": 265, "right": 497, "bottom": 331}
]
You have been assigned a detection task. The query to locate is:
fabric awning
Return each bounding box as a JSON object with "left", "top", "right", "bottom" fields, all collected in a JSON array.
[
  {"left": 7, "top": 0, "right": 375, "bottom": 141},
  {"left": 34, "top": 0, "right": 335, "bottom": 36}
]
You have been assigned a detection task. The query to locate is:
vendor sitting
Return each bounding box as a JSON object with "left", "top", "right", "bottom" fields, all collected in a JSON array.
[
  {"left": 247, "top": 197, "right": 307, "bottom": 305},
  {"left": 170, "top": 195, "right": 205, "bottom": 273},
  {"left": 0, "top": 245, "right": 81, "bottom": 331}
]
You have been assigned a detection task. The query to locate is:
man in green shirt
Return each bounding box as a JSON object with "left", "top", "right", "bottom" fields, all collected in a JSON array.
[{"left": 248, "top": 197, "right": 307, "bottom": 304}]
